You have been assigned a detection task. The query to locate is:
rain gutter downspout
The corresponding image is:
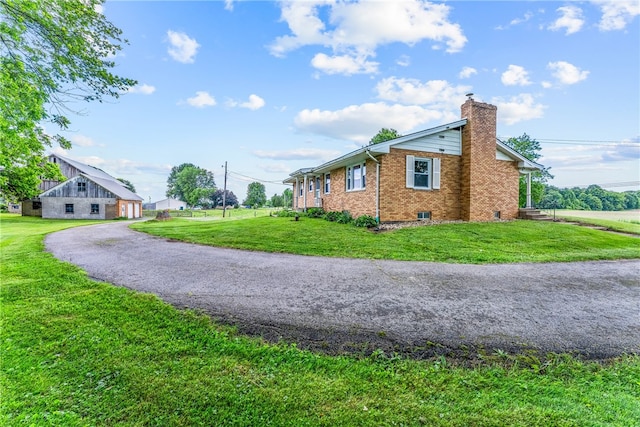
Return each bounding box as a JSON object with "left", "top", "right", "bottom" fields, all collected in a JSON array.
[{"left": 365, "top": 150, "right": 380, "bottom": 223}]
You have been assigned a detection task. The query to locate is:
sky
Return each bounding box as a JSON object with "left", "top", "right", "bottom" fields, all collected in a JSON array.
[{"left": 50, "top": 0, "right": 640, "bottom": 203}]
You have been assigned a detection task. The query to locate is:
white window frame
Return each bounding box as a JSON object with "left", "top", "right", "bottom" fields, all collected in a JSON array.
[
  {"left": 324, "top": 173, "right": 331, "bottom": 194},
  {"left": 406, "top": 155, "right": 440, "bottom": 190},
  {"left": 346, "top": 162, "right": 366, "bottom": 191}
]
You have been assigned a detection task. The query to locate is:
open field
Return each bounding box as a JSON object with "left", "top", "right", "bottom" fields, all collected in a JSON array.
[
  {"left": 133, "top": 216, "right": 640, "bottom": 263},
  {"left": 2, "top": 214, "right": 639, "bottom": 425},
  {"left": 541, "top": 210, "right": 640, "bottom": 235}
]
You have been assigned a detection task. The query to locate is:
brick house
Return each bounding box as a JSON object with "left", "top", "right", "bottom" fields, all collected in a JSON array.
[
  {"left": 22, "top": 154, "right": 143, "bottom": 219},
  {"left": 284, "top": 99, "right": 542, "bottom": 222}
]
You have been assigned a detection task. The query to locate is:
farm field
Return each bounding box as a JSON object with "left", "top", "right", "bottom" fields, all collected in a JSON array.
[{"left": 541, "top": 209, "right": 640, "bottom": 235}]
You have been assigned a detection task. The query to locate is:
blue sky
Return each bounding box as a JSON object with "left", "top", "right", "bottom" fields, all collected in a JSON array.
[{"left": 51, "top": 0, "right": 639, "bottom": 203}]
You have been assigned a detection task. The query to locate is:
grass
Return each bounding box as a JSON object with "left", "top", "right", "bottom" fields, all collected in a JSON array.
[
  {"left": 144, "top": 207, "right": 274, "bottom": 220},
  {"left": 132, "top": 216, "right": 640, "bottom": 264},
  {"left": 540, "top": 210, "right": 640, "bottom": 235},
  {"left": 2, "top": 214, "right": 639, "bottom": 425}
]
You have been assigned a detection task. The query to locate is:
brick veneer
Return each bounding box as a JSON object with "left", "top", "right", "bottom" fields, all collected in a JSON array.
[{"left": 289, "top": 99, "right": 522, "bottom": 222}]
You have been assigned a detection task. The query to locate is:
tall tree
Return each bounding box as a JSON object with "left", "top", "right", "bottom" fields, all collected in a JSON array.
[
  {"left": 270, "top": 193, "right": 284, "bottom": 208},
  {"left": 0, "top": 0, "right": 135, "bottom": 201},
  {"left": 211, "top": 189, "right": 238, "bottom": 208},
  {"left": 369, "top": 128, "right": 402, "bottom": 145},
  {"left": 243, "top": 182, "right": 266, "bottom": 208},
  {"left": 504, "top": 133, "right": 553, "bottom": 207},
  {"left": 167, "top": 165, "right": 216, "bottom": 208},
  {"left": 166, "top": 163, "right": 197, "bottom": 199},
  {"left": 282, "top": 188, "right": 293, "bottom": 208}
]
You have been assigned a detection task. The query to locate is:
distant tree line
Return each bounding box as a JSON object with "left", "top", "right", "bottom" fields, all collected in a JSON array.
[{"left": 538, "top": 185, "right": 639, "bottom": 211}]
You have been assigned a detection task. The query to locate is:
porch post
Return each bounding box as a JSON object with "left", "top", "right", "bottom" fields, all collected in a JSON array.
[
  {"left": 303, "top": 175, "right": 307, "bottom": 212},
  {"left": 526, "top": 172, "right": 532, "bottom": 208}
]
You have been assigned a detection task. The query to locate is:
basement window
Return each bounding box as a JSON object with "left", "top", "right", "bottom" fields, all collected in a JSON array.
[
  {"left": 65, "top": 204, "right": 74, "bottom": 214},
  {"left": 417, "top": 211, "right": 431, "bottom": 220},
  {"left": 494, "top": 211, "right": 501, "bottom": 220}
]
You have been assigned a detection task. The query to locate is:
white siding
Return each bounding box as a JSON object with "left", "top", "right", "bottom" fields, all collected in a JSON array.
[{"left": 395, "top": 129, "right": 462, "bottom": 156}]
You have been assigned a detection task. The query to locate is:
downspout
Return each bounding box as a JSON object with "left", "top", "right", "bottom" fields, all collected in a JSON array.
[
  {"left": 526, "top": 172, "right": 532, "bottom": 209},
  {"left": 365, "top": 150, "right": 380, "bottom": 223},
  {"left": 303, "top": 175, "right": 308, "bottom": 212}
]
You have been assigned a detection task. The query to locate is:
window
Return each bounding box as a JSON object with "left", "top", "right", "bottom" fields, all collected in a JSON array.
[
  {"left": 309, "top": 179, "right": 313, "bottom": 192},
  {"left": 406, "top": 155, "right": 441, "bottom": 190},
  {"left": 299, "top": 182, "right": 303, "bottom": 197},
  {"left": 347, "top": 163, "right": 366, "bottom": 191},
  {"left": 65, "top": 204, "right": 74, "bottom": 214},
  {"left": 32, "top": 201, "right": 42, "bottom": 210},
  {"left": 91, "top": 204, "right": 100, "bottom": 214},
  {"left": 77, "top": 181, "right": 86, "bottom": 192},
  {"left": 324, "top": 173, "right": 331, "bottom": 193},
  {"left": 494, "top": 211, "right": 501, "bottom": 220},
  {"left": 418, "top": 211, "right": 431, "bottom": 220}
]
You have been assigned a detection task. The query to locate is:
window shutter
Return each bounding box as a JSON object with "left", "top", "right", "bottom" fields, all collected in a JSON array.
[
  {"left": 406, "top": 155, "right": 414, "bottom": 188},
  {"left": 432, "top": 158, "right": 441, "bottom": 189}
]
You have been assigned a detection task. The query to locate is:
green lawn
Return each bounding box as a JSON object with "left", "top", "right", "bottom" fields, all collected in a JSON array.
[
  {"left": 132, "top": 216, "right": 640, "bottom": 264},
  {"left": 2, "top": 215, "right": 640, "bottom": 426},
  {"left": 539, "top": 210, "right": 640, "bottom": 235}
]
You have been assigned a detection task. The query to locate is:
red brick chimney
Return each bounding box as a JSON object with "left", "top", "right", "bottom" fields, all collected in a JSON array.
[{"left": 460, "top": 98, "right": 498, "bottom": 221}]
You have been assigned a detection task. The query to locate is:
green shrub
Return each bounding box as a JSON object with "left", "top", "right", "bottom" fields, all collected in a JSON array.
[
  {"left": 336, "top": 210, "right": 353, "bottom": 224},
  {"left": 354, "top": 215, "right": 378, "bottom": 228},
  {"left": 323, "top": 211, "right": 341, "bottom": 222},
  {"left": 306, "top": 207, "right": 325, "bottom": 218},
  {"left": 274, "top": 209, "right": 300, "bottom": 218}
]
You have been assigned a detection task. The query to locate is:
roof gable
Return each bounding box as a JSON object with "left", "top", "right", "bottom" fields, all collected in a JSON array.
[{"left": 40, "top": 174, "right": 143, "bottom": 201}]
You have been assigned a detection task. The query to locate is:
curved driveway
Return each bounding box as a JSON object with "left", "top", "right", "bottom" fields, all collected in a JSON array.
[{"left": 45, "top": 221, "right": 640, "bottom": 359}]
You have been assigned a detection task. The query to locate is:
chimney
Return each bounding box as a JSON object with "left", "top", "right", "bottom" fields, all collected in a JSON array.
[{"left": 460, "top": 98, "right": 498, "bottom": 221}]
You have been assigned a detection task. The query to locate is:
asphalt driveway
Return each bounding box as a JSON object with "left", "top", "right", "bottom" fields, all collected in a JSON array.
[{"left": 45, "top": 221, "right": 640, "bottom": 359}]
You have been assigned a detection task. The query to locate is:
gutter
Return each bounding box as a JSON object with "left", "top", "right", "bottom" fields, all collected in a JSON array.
[{"left": 365, "top": 150, "right": 380, "bottom": 223}]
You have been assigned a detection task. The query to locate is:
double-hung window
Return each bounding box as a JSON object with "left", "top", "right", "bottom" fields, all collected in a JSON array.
[
  {"left": 346, "top": 163, "right": 366, "bottom": 191},
  {"left": 406, "top": 155, "right": 441, "bottom": 190},
  {"left": 324, "top": 173, "right": 331, "bottom": 194}
]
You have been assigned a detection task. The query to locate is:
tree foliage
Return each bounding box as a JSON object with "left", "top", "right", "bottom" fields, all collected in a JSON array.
[
  {"left": 538, "top": 185, "right": 638, "bottom": 211},
  {"left": 211, "top": 189, "right": 238, "bottom": 208},
  {"left": 0, "top": 0, "right": 135, "bottom": 201},
  {"left": 504, "top": 133, "right": 553, "bottom": 207},
  {"left": 369, "top": 128, "right": 402, "bottom": 145},
  {"left": 166, "top": 164, "right": 216, "bottom": 208},
  {"left": 243, "top": 182, "right": 266, "bottom": 208},
  {"left": 117, "top": 178, "right": 136, "bottom": 193}
]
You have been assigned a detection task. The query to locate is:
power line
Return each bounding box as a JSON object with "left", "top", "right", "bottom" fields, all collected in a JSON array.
[
  {"left": 228, "top": 170, "right": 288, "bottom": 186},
  {"left": 498, "top": 137, "right": 640, "bottom": 147}
]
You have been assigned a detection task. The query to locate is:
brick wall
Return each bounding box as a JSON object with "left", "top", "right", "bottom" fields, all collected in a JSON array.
[
  {"left": 321, "top": 160, "right": 377, "bottom": 217},
  {"left": 460, "top": 99, "right": 512, "bottom": 221},
  {"left": 379, "top": 148, "right": 462, "bottom": 222}
]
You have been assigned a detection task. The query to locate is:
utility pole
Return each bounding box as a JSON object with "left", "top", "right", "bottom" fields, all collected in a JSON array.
[{"left": 222, "top": 161, "right": 228, "bottom": 218}]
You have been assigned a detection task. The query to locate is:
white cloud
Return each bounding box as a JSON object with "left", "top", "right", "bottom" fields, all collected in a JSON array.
[
  {"left": 375, "top": 77, "right": 471, "bottom": 110},
  {"left": 492, "top": 94, "right": 546, "bottom": 125},
  {"left": 591, "top": 0, "right": 640, "bottom": 31},
  {"left": 548, "top": 61, "right": 589, "bottom": 85},
  {"left": 127, "top": 83, "right": 156, "bottom": 95},
  {"left": 548, "top": 6, "right": 584, "bottom": 35},
  {"left": 185, "top": 91, "right": 216, "bottom": 108},
  {"left": 224, "top": 0, "right": 235, "bottom": 11},
  {"left": 294, "top": 102, "right": 455, "bottom": 144},
  {"left": 501, "top": 65, "right": 532, "bottom": 86},
  {"left": 459, "top": 66, "right": 477, "bottom": 79},
  {"left": 258, "top": 163, "right": 292, "bottom": 174},
  {"left": 601, "top": 140, "right": 640, "bottom": 162},
  {"left": 269, "top": 0, "right": 467, "bottom": 75},
  {"left": 496, "top": 11, "right": 534, "bottom": 30},
  {"left": 70, "top": 134, "right": 99, "bottom": 147},
  {"left": 227, "top": 94, "right": 266, "bottom": 110},
  {"left": 166, "top": 30, "right": 200, "bottom": 63},
  {"left": 253, "top": 148, "right": 341, "bottom": 161},
  {"left": 311, "top": 53, "right": 379, "bottom": 75},
  {"left": 396, "top": 55, "right": 411, "bottom": 67}
]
